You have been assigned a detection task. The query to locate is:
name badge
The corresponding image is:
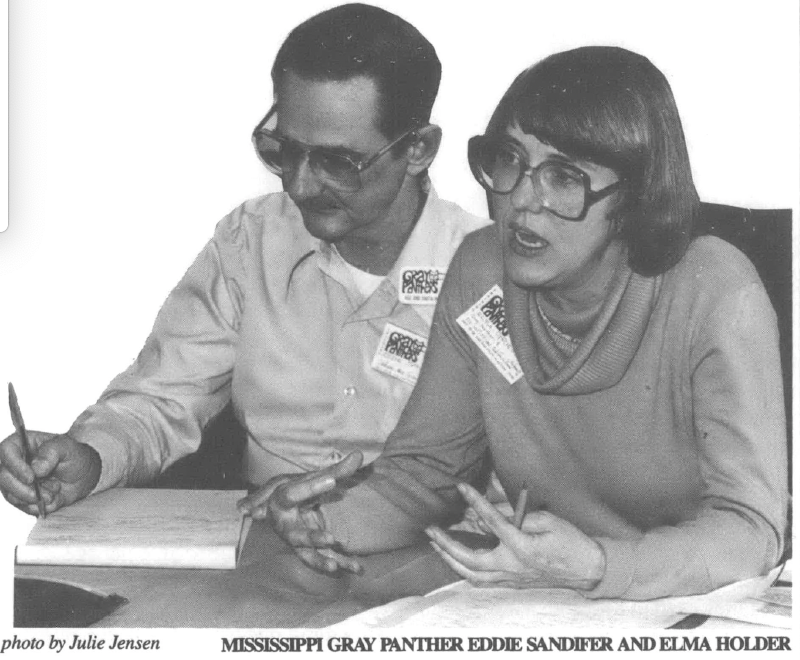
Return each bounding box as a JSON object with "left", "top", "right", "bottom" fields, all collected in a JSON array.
[
  {"left": 398, "top": 267, "right": 447, "bottom": 305},
  {"left": 457, "top": 285, "right": 523, "bottom": 385},
  {"left": 371, "top": 323, "right": 428, "bottom": 386}
]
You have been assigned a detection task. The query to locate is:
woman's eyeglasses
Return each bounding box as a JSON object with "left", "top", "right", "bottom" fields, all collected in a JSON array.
[
  {"left": 252, "top": 105, "right": 418, "bottom": 192},
  {"left": 468, "top": 135, "right": 622, "bottom": 221}
]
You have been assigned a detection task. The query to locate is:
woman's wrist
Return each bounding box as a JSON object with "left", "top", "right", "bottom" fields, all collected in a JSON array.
[{"left": 581, "top": 539, "right": 607, "bottom": 590}]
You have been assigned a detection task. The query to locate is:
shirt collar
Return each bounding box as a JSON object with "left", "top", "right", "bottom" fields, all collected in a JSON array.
[
  {"left": 350, "top": 185, "right": 446, "bottom": 323},
  {"left": 287, "top": 183, "right": 449, "bottom": 322}
]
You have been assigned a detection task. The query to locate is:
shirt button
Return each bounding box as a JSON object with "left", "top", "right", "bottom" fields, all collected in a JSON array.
[{"left": 344, "top": 386, "right": 356, "bottom": 397}]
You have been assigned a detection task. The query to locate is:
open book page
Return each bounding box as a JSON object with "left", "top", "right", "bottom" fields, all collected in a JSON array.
[{"left": 16, "top": 489, "right": 248, "bottom": 570}]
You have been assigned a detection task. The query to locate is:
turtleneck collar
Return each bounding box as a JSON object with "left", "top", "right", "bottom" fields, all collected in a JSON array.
[{"left": 504, "top": 253, "right": 662, "bottom": 395}]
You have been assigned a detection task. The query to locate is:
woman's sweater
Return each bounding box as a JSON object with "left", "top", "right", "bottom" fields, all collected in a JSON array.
[{"left": 325, "top": 225, "right": 787, "bottom": 600}]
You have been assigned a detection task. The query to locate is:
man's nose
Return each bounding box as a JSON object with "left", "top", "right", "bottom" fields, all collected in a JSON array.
[
  {"left": 509, "top": 171, "right": 546, "bottom": 214},
  {"left": 284, "top": 154, "right": 324, "bottom": 200}
]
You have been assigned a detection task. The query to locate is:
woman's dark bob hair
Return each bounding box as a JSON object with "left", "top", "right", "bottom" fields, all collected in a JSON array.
[{"left": 486, "top": 46, "right": 699, "bottom": 276}]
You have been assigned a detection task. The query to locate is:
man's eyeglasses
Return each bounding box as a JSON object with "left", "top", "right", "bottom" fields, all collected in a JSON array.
[
  {"left": 468, "top": 135, "right": 622, "bottom": 221},
  {"left": 252, "top": 105, "right": 418, "bottom": 192}
]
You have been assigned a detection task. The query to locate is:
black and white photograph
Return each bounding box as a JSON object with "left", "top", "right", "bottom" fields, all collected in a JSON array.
[{"left": 1, "top": 0, "right": 797, "bottom": 654}]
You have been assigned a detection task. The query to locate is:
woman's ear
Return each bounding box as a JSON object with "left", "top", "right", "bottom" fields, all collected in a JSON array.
[{"left": 405, "top": 124, "right": 442, "bottom": 176}]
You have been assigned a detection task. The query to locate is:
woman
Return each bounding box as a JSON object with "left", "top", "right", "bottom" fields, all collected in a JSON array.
[{"left": 243, "top": 46, "right": 787, "bottom": 600}]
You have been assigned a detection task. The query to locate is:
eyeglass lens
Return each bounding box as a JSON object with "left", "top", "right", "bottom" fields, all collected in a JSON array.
[
  {"left": 475, "top": 141, "right": 588, "bottom": 218},
  {"left": 254, "top": 133, "right": 362, "bottom": 191}
]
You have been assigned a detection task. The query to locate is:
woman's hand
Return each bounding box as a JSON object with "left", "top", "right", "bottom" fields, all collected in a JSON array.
[{"left": 426, "top": 482, "right": 606, "bottom": 591}]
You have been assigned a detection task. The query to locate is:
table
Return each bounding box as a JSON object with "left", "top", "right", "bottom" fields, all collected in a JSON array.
[
  {"left": 15, "top": 520, "right": 459, "bottom": 628},
  {"left": 15, "top": 525, "right": 790, "bottom": 630}
]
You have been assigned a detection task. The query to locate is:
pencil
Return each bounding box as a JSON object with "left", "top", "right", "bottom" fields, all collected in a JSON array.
[
  {"left": 512, "top": 487, "right": 528, "bottom": 529},
  {"left": 8, "top": 383, "right": 46, "bottom": 518}
]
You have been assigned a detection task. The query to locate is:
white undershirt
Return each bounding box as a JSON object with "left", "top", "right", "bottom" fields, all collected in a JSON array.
[{"left": 343, "top": 260, "right": 385, "bottom": 298}]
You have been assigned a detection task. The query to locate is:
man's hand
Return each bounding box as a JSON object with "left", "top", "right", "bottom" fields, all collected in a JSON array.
[
  {"left": 0, "top": 431, "right": 101, "bottom": 515},
  {"left": 238, "top": 451, "right": 364, "bottom": 574},
  {"left": 426, "top": 483, "right": 606, "bottom": 591}
]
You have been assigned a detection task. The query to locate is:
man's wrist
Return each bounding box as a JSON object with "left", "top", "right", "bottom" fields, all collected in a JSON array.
[{"left": 76, "top": 440, "right": 102, "bottom": 497}]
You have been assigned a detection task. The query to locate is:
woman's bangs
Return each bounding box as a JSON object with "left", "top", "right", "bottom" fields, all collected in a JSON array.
[{"left": 511, "top": 92, "right": 631, "bottom": 171}]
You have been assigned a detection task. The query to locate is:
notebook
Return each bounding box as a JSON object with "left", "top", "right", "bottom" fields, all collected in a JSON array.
[{"left": 16, "top": 488, "right": 251, "bottom": 570}]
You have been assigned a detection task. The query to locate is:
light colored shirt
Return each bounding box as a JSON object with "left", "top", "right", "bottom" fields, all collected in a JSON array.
[{"left": 70, "top": 189, "right": 489, "bottom": 491}]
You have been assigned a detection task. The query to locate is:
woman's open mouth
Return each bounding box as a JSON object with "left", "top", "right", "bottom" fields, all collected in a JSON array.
[{"left": 510, "top": 225, "right": 549, "bottom": 255}]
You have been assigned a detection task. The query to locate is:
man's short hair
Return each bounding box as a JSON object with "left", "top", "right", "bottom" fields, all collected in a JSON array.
[{"left": 271, "top": 3, "right": 441, "bottom": 138}]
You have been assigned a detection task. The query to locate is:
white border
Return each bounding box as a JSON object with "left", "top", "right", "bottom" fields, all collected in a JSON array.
[{"left": 2, "top": 0, "right": 798, "bottom": 656}]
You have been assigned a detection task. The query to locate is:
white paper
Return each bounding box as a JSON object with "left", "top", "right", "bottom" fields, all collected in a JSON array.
[{"left": 335, "top": 566, "right": 789, "bottom": 630}]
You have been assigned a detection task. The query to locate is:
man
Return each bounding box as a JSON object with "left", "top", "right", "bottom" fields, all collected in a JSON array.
[{"left": 0, "top": 4, "right": 488, "bottom": 515}]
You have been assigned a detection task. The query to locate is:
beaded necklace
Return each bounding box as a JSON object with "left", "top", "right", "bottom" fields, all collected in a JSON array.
[{"left": 535, "top": 295, "right": 581, "bottom": 345}]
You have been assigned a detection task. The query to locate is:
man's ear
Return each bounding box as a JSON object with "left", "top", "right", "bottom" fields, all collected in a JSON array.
[{"left": 405, "top": 124, "right": 441, "bottom": 176}]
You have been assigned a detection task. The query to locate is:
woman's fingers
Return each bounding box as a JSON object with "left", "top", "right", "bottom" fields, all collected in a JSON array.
[
  {"left": 429, "top": 540, "right": 505, "bottom": 585},
  {"left": 425, "top": 526, "right": 497, "bottom": 571},
  {"left": 456, "top": 483, "right": 521, "bottom": 543}
]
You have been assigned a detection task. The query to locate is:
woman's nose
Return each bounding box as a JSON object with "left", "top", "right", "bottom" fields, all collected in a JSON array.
[{"left": 509, "top": 171, "right": 546, "bottom": 214}]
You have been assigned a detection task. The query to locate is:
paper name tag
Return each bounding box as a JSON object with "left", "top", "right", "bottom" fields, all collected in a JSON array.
[
  {"left": 372, "top": 323, "right": 428, "bottom": 386},
  {"left": 398, "top": 267, "right": 447, "bottom": 304},
  {"left": 457, "top": 285, "right": 523, "bottom": 384}
]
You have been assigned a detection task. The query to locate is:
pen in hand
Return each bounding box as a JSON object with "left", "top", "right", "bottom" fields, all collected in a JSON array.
[
  {"left": 8, "top": 383, "right": 46, "bottom": 518},
  {"left": 512, "top": 486, "right": 528, "bottom": 530}
]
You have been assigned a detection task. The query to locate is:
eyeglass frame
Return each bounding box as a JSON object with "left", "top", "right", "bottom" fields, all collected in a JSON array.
[
  {"left": 252, "top": 105, "right": 420, "bottom": 191},
  {"left": 468, "top": 135, "right": 624, "bottom": 221}
]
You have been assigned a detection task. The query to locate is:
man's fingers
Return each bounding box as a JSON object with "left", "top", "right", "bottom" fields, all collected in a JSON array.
[
  {"left": 276, "top": 451, "right": 364, "bottom": 509},
  {"left": 276, "top": 475, "right": 336, "bottom": 509},
  {"left": 31, "top": 437, "right": 70, "bottom": 477},
  {"left": 0, "top": 468, "right": 40, "bottom": 503},
  {"left": 237, "top": 492, "right": 266, "bottom": 514},
  {"left": 1, "top": 490, "right": 26, "bottom": 510},
  {"left": 293, "top": 547, "right": 361, "bottom": 574},
  {"left": 295, "top": 547, "right": 340, "bottom": 573},
  {"left": 318, "top": 548, "right": 363, "bottom": 575},
  {"left": 247, "top": 504, "right": 269, "bottom": 520},
  {"left": 237, "top": 476, "right": 290, "bottom": 513},
  {"left": 284, "top": 527, "right": 335, "bottom": 548},
  {"left": 38, "top": 480, "right": 59, "bottom": 501},
  {"left": 240, "top": 452, "right": 365, "bottom": 516},
  {"left": 1, "top": 489, "right": 47, "bottom": 517},
  {"left": 323, "top": 450, "right": 363, "bottom": 480},
  {"left": 0, "top": 439, "right": 35, "bottom": 485}
]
